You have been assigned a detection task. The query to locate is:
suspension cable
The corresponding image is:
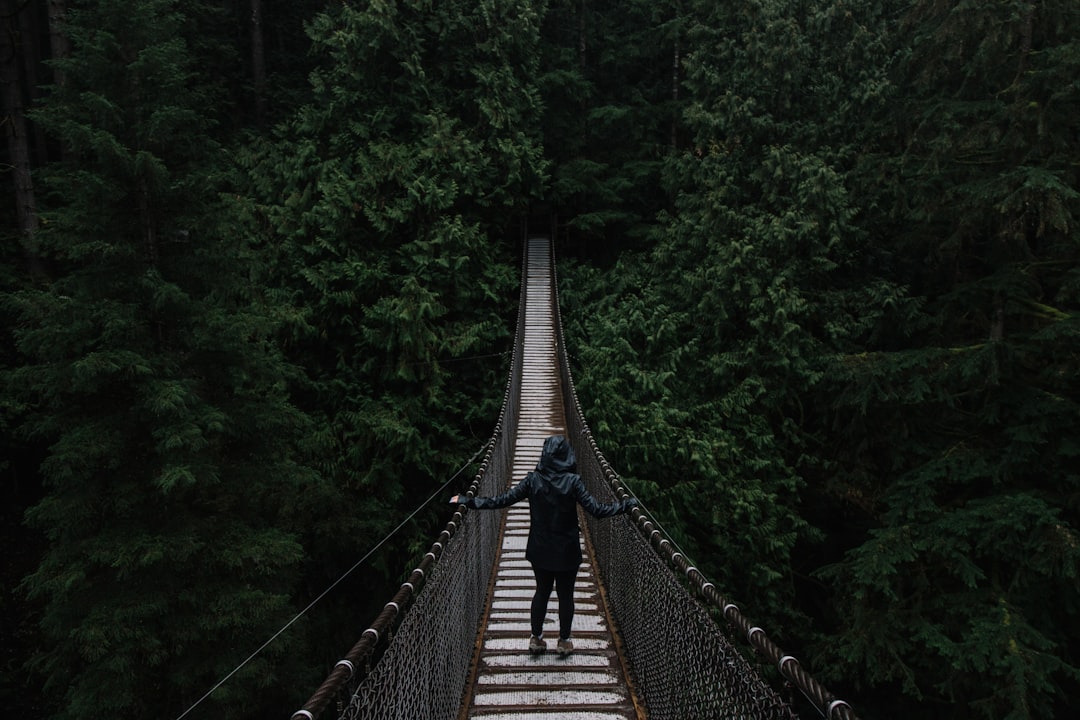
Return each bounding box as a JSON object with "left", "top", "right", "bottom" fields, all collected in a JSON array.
[{"left": 174, "top": 443, "right": 488, "bottom": 720}]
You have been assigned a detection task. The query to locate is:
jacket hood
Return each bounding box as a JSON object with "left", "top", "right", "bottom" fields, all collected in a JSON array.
[{"left": 536, "top": 435, "right": 576, "bottom": 478}]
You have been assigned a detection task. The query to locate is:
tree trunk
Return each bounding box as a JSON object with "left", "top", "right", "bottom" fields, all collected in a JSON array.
[
  {"left": 577, "top": 0, "right": 587, "bottom": 151},
  {"left": 1016, "top": 1, "right": 1034, "bottom": 81},
  {"left": 2, "top": 0, "right": 44, "bottom": 278},
  {"left": 138, "top": 175, "right": 158, "bottom": 269},
  {"left": 47, "top": 0, "right": 70, "bottom": 88},
  {"left": 250, "top": 0, "right": 266, "bottom": 123},
  {"left": 578, "top": 0, "right": 587, "bottom": 71},
  {"left": 671, "top": 22, "right": 680, "bottom": 150}
]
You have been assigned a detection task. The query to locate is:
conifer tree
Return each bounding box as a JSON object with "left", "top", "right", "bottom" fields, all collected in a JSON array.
[
  {"left": 3, "top": 1, "right": 321, "bottom": 717},
  {"left": 240, "top": 0, "right": 548, "bottom": 619},
  {"left": 817, "top": 2, "right": 1080, "bottom": 716},
  {"left": 539, "top": 0, "right": 685, "bottom": 251},
  {"left": 567, "top": 1, "right": 1080, "bottom": 716},
  {"left": 563, "top": 0, "right": 901, "bottom": 643}
]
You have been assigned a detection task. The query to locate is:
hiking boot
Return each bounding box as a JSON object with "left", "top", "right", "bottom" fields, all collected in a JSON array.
[
  {"left": 557, "top": 638, "right": 574, "bottom": 657},
  {"left": 529, "top": 635, "right": 547, "bottom": 655}
]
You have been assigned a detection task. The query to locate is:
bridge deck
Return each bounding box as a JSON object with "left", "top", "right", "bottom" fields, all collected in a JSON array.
[{"left": 459, "top": 239, "right": 639, "bottom": 719}]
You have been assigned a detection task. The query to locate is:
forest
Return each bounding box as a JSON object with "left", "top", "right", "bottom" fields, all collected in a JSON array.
[{"left": 1, "top": 1, "right": 1077, "bottom": 719}]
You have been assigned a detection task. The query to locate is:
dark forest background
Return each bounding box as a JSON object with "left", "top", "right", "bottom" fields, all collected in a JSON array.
[{"left": 2, "top": 1, "right": 1077, "bottom": 719}]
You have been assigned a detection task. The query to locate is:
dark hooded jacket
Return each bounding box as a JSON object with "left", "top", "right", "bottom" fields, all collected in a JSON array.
[{"left": 463, "top": 435, "right": 633, "bottom": 571}]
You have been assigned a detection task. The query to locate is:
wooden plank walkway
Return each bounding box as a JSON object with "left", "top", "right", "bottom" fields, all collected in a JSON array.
[{"left": 460, "top": 238, "right": 639, "bottom": 720}]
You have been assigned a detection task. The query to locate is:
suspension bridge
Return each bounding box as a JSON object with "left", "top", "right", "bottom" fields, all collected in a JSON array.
[{"left": 289, "top": 236, "right": 858, "bottom": 720}]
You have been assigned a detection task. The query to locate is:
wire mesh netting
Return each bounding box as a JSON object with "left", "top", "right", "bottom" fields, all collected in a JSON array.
[{"left": 340, "top": 483, "right": 504, "bottom": 720}]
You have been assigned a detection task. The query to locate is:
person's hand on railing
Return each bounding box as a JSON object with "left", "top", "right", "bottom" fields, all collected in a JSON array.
[
  {"left": 621, "top": 497, "right": 639, "bottom": 514},
  {"left": 450, "top": 494, "right": 475, "bottom": 508}
]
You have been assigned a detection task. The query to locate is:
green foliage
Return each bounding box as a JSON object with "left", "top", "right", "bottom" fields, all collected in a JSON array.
[
  {"left": 567, "top": 0, "right": 899, "bottom": 634},
  {"left": 565, "top": 0, "right": 1080, "bottom": 717},
  {"left": 810, "top": 2, "right": 1080, "bottom": 717},
  {"left": 5, "top": 0, "right": 1078, "bottom": 718},
  {"left": 237, "top": 0, "right": 548, "bottom": 677},
  {"left": 538, "top": 0, "right": 686, "bottom": 249},
  {"left": 243, "top": 0, "right": 545, "bottom": 484},
  {"left": 3, "top": 2, "right": 325, "bottom": 717}
]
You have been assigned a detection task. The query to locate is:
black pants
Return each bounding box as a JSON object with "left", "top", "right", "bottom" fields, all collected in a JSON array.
[{"left": 531, "top": 566, "right": 577, "bottom": 640}]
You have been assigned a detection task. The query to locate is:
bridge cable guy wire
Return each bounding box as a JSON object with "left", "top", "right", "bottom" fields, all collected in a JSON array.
[
  {"left": 592, "top": 467, "right": 706, "bottom": 587},
  {"left": 173, "top": 442, "right": 490, "bottom": 720}
]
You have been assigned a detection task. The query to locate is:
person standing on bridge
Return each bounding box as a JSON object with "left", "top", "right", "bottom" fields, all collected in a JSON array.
[{"left": 450, "top": 434, "right": 637, "bottom": 657}]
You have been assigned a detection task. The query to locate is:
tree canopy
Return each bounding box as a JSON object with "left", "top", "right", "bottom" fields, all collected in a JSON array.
[{"left": 2, "top": 1, "right": 1077, "bottom": 719}]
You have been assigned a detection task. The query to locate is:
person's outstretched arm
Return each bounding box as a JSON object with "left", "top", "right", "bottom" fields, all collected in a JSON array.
[
  {"left": 571, "top": 476, "right": 638, "bottom": 518},
  {"left": 450, "top": 475, "right": 532, "bottom": 510}
]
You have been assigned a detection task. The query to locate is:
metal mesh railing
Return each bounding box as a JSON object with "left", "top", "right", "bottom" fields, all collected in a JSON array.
[{"left": 338, "top": 492, "right": 499, "bottom": 720}]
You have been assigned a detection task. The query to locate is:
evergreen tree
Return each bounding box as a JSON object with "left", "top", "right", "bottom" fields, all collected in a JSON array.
[
  {"left": 817, "top": 2, "right": 1080, "bottom": 717},
  {"left": 538, "top": 0, "right": 685, "bottom": 252},
  {"left": 567, "top": 1, "right": 1080, "bottom": 716},
  {"left": 239, "top": 0, "right": 549, "bottom": 643},
  {"left": 3, "top": 1, "right": 321, "bottom": 717},
  {"left": 565, "top": 0, "right": 896, "bottom": 640}
]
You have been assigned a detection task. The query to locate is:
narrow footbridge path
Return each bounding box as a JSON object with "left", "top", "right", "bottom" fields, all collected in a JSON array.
[
  {"left": 460, "top": 239, "right": 637, "bottom": 719},
  {"left": 290, "top": 237, "right": 858, "bottom": 720}
]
